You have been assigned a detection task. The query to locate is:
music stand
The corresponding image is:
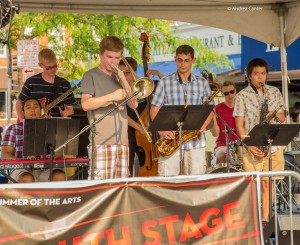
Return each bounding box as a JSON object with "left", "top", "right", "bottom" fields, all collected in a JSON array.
[
  {"left": 149, "top": 104, "right": 214, "bottom": 175},
  {"left": 23, "top": 118, "right": 80, "bottom": 181},
  {"left": 243, "top": 124, "right": 300, "bottom": 220}
]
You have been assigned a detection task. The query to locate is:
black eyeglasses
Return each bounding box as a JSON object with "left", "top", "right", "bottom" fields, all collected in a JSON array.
[
  {"left": 41, "top": 64, "right": 58, "bottom": 70},
  {"left": 223, "top": 89, "right": 235, "bottom": 96}
]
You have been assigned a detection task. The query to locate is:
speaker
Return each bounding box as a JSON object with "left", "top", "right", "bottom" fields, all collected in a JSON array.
[
  {"left": 71, "top": 104, "right": 89, "bottom": 158},
  {"left": 264, "top": 214, "right": 300, "bottom": 244}
]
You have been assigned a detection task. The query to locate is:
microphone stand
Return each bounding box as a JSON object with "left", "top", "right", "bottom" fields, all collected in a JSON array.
[
  {"left": 53, "top": 90, "right": 140, "bottom": 179},
  {"left": 213, "top": 110, "right": 250, "bottom": 172},
  {"left": 178, "top": 108, "right": 189, "bottom": 175}
]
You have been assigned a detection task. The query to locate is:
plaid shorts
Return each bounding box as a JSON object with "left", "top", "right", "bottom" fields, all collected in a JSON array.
[{"left": 89, "top": 145, "right": 130, "bottom": 180}]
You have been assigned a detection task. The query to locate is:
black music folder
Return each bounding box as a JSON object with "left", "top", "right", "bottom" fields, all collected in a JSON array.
[
  {"left": 149, "top": 105, "right": 214, "bottom": 131},
  {"left": 23, "top": 118, "right": 80, "bottom": 156},
  {"left": 243, "top": 124, "right": 300, "bottom": 147}
]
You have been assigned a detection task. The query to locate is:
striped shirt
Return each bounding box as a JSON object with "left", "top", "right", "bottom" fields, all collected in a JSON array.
[
  {"left": 2, "top": 122, "right": 24, "bottom": 158},
  {"left": 152, "top": 72, "right": 212, "bottom": 149},
  {"left": 18, "top": 73, "right": 77, "bottom": 117}
]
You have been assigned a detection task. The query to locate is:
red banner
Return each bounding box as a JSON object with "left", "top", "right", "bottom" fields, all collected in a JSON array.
[{"left": 0, "top": 176, "right": 261, "bottom": 244}]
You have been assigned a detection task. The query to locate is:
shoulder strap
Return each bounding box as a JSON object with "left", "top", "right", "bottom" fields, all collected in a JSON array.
[{"left": 53, "top": 76, "right": 61, "bottom": 100}]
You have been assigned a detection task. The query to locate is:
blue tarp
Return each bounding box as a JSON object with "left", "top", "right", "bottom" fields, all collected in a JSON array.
[
  {"left": 137, "top": 54, "right": 241, "bottom": 78},
  {"left": 71, "top": 54, "right": 241, "bottom": 84}
]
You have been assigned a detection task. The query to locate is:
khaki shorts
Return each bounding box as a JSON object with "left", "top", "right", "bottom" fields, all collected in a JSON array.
[{"left": 242, "top": 147, "right": 285, "bottom": 179}]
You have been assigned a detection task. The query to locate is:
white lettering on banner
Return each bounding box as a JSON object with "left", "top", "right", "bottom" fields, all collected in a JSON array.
[
  {"left": 0, "top": 196, "right": 81, "bottom": 206},
  {"left": 266, "top": 44, "right": 279, "bottom": 52}
]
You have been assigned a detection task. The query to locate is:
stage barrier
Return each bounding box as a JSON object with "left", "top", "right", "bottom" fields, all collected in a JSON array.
[{"left": 0, "top": 171, "right": 299, "bottom": 245}]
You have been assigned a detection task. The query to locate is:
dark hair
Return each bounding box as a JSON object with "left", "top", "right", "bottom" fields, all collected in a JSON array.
[
  {"left": 221, "top": 81, "right": 236, "bottom": 90},
  {"left": 246, "top": 58, "right": 269, "bottom": 77},
  {"left": 294, "top": 102, "right": 300, "bottom": 110},
  {"left": 22, "top": 98, "right": 42, "bottom": 111},
  {"left": 119, "top": 57, "right": 137, "bottom": 72},
  {"left": 176, "top": 45, "right": 195, "bottom": 58},
  {"left": 99, "top": 36, "right": 124, "bottom": 55}
]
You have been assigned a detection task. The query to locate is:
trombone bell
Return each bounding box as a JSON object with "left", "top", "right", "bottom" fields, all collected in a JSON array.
[{"left": 131, "top": 77, "right": 155, "bottom": 99}]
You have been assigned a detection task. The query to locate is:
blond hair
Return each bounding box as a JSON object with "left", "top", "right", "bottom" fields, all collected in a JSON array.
[{"left": 38, "top": 48, "right": 57, "bottom": 63}]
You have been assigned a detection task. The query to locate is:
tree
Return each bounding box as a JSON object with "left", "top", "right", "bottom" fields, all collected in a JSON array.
[{"left": 8, "top": 13, "right": 233, "bottom": 80}]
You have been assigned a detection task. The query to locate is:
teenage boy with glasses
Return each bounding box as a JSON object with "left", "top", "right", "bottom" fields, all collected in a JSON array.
[
  {"left": 150, "top": 44, "right": 213, "bottom": 176},
  {"left": 16, "top": 48, "right": 76, "bottom": 121},
  {"left": 210, "top": 81, "right": 238, "bottom": 164}
]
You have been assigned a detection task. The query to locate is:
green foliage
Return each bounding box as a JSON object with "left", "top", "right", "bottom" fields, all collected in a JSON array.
[{"left": 9, "top": 13, "right": 232, "bottom": 80}]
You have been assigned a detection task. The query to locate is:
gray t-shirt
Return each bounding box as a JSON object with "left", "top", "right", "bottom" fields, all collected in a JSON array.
[{"left": 81, "top": 67, "right": 128, "bottom": 145}]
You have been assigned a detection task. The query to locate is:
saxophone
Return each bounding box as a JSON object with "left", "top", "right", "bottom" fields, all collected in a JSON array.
[
  {"left": 156, "top": 76, "right": 220, "bottom": 158},
  {"left": 258, "top": 83, "right": 270, "bottom": 156}
]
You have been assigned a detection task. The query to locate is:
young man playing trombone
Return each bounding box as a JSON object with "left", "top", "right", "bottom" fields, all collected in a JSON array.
[{"left": 81, "top": 36, "right": 138, "bottom": 180}]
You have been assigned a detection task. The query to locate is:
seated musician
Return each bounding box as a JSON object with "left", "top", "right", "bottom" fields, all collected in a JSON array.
[
  {"left": 119, "top": 57, "right": 164, "bottom": 176},
  {"left": 118, "top": 57, "right": 147, "bottom": 176},
  {"left": 1, "top": 98, "right": 66, "bottom": 183},
  {"left": 210, "top": 81, "right": 238, "bottom": 163}
]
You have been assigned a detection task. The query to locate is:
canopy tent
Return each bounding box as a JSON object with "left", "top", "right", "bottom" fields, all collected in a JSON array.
[
  {"left": 7, "top": 0, "right": 300, "bottom": 119},
  {"left": 13, "top": 0, "right": 300, "bottom": 47}
]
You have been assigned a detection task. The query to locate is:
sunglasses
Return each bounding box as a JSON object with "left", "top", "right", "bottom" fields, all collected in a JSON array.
[
  {"left": 223, "top": 89, "right": 235, "bottom": 96},
  {"left": 41, "top": 64, "right": 58, "bottom": 70}
]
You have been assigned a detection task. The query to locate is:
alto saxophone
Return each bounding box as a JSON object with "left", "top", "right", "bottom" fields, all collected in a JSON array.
[{"left": 156, "top": 79, "right": 220, "bottom": 158}]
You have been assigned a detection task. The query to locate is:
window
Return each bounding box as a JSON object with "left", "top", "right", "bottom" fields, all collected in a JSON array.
[
  {"left": 0, "top": 92, "right": 18, "bottom": 120},
  {"left": 0, "top": 92, "right": 6, "bottom": 119}
]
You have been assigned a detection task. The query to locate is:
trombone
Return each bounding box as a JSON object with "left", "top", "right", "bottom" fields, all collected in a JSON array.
[{"left": 113, "top": 56, "right": 155, "bottom": 143}]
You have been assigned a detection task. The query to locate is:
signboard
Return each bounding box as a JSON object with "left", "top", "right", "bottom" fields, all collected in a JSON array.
[
  {"left": 0, "top": 176, "right": 261, "bottom": 244},
  {"left": 22, "top": 67, "right": 34, "bottom": 83},
  {"left": 17, "top": 40, "right": 39, "bottom": 67},
  {"left": 241, "top": 36, "right": 300, "bottom": 72}
]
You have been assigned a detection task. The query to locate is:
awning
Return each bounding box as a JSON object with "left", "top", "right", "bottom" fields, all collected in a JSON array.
[{"left": 137, "top": 54, "right": 241, "bottom": 79}]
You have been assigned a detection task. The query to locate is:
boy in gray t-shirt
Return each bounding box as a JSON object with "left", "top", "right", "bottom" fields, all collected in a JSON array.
[{"left": 81, "top": 36, "right": 137, "bottom": 180}]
